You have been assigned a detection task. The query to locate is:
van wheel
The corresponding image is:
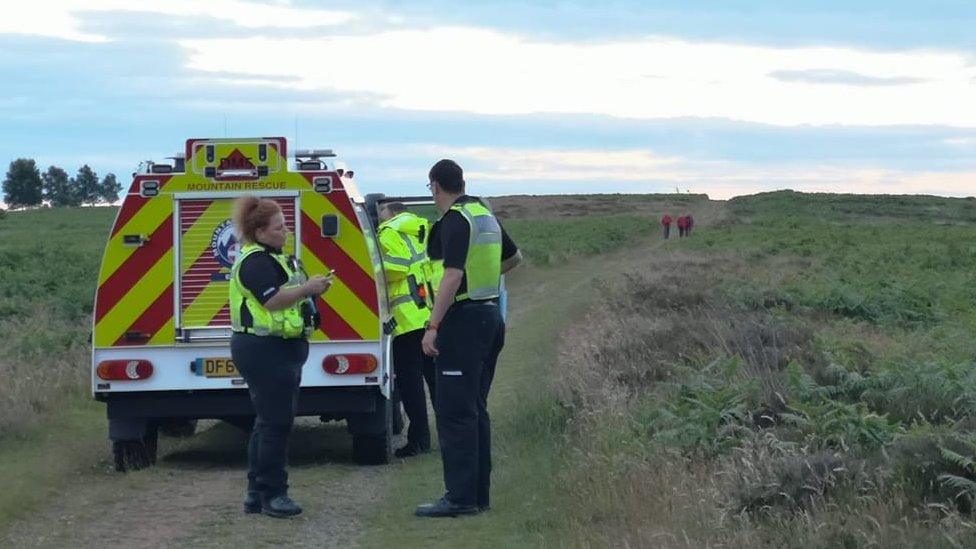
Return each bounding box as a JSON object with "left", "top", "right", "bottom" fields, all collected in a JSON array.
[
  {"left": 112, "top": 424, "right": 158, "bottom": 472},
  {"left": 159, "top": 419, "right": 197, "bottom": 438},
  {"left": 351, "top": 396, "right": 393, "bottom": 465}
]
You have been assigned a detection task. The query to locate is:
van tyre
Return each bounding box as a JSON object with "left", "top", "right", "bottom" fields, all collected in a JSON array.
[
  {"left": 352, "top": 433, "right": 392, "bottom": 465},
  {"left": 350, "top": 394, "right": 393, "bottom": 465},
  {"left": 112, "top": 424, "right": 158, "bottom": 472}
]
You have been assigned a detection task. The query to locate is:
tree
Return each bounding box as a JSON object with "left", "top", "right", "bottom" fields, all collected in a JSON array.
[
  {"left": 99, "top": 173, "right": 122, "bottom": 204},
  {"left": 42, "top": 165, "right": 81, "bottom": 207},
  {"left": 74, "top": 164, "right": 101, "bottom": 207},
  {"left": 2, "top": 159, "right": 43, "bottom": 209}
]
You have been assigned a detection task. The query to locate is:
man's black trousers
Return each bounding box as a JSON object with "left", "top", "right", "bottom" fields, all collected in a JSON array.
[
  {"left": 434, "top": 300, "right": 505, "bottom": 508},
  {"left": 231, "top": 332, "right": 308, "bottom": 498},
  {"left": 393, "top": 328, "right": 436, "bottom": 448}
]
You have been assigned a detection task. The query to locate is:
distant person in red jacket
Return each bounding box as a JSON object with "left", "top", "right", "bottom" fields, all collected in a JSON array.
[
  {"left": 676, "top": 216, "right": 687, "bottom": 237},
  {"left": 686, "top": 214, "right": 694, "bottom": 236},
  {"left": 661, "top": 214, "right": 672, "bottom": 239}
]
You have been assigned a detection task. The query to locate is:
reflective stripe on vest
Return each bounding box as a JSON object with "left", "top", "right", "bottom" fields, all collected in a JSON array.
[
  {"left": 378, "top": 212, "right": 432, "bottom": 335},
  {"left": 229, "top": 243, "right": 306, "bottom": 338},
  {"left": 382, "top": 231, "right": 428, "bottom": 267},
  {"left": 449, "top": 200, "right": 502, "bottom": 302}
]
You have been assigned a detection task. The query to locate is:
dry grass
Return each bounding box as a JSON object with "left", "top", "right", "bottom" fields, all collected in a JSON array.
[
  {"left": 489, "top": 193, "right": 712, "bottom": 220},
  {"left": 0, "top": 309, "right": 89, "bottom": 438},
  {"left": 550, "top": 250, "right": 976, "bottom": 548},
  {"left": 556, "top": 252, "right": 807, "bottom": 415}
]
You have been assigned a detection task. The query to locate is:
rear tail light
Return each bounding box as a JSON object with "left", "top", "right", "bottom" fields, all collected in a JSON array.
[
  {"left": 97, "top": 360, "right": 154, "bottom": 381},
  {"left": 322, "top": 354, "right": 377, "bottom": 375}
]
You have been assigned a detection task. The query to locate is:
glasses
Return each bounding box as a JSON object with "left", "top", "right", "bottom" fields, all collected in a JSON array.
[{"left": 426, "top": 181, "right": 433, "bottom": 190}]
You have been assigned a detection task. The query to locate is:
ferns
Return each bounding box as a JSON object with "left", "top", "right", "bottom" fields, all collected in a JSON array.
[{"left": 939, "top": 435, "right": 976, "bottom": 503}]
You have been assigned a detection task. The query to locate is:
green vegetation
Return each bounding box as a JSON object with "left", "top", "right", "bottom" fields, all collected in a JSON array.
[
  {"left": 0, "top": 206, "right": 116, "bottom": 532},
  {"left": 2, "top": 158, "right": 122, "bottom": 209},
  {"left": 4, "top": 192, "right": 976, "bottom": 547},
  {"left": 0, "top": 206, "right": 115, "bottom": 437},
  {"left": 0, "top": 396, "right": 105, "bottom": 533},
  {"left": 504, "top": 214, "right": 650, "bottom": 264},
  {"left": 555, "top": 191, "right": 976, "bottom": 546}
]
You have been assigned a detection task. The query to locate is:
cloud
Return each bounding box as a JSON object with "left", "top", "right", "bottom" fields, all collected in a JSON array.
[
  {"left": 404, "top": 145, "right": 976, "bottom": 199},
  {"left": 768, "top": 69, "right": 928, "bottom": 86},
  {"left": 0, "top": 0, "right": 355, "bottom": 42},
  {"left": 942, "top": 137, "right": 976, "bottom": 147},
  {"left": 178, "top": 28, "right": 976, "bottom": 127}
]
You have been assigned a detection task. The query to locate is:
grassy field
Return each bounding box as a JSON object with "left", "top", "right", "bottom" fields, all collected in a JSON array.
[
  {"left": 0, "top": 206, "right": 115, "bottom": 436},
  {"left": 4, "top": 192, "right": 976, "bottom": 547},
  {"left": 553, "top": 191, "right": 976, "bottom": 547},
  {"left": 0, "top": 195, "right": 698, "bottom": 542}
]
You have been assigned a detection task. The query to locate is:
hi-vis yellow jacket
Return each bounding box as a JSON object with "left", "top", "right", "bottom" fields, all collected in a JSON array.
[
  {"left": 229, "top": 243, "right": 307, "bottom": 338},
  {"left": 378, "top": 212, "right": 432, "bottom": 336},
  {"left": 449, "top": 200, "right": 502, "bottom": 302}
]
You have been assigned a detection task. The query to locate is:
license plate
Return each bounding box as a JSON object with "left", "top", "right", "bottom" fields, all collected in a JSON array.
[{"left": 195, "top": 357, "right": 241, "bottom": 378}]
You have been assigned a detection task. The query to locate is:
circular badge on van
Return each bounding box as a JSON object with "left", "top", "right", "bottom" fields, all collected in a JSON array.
[{"left": 211, "top": 219, "right": 238, "bottom": 268}]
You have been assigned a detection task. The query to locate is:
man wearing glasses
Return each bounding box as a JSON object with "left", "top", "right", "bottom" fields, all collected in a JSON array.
[{"left": 415, "top": 159, "right": 523, "bottom": 517}]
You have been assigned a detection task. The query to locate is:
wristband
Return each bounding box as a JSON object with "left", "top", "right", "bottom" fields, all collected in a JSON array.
[{"left": 425, "top": 320, "right": 439, "bottom": 331}]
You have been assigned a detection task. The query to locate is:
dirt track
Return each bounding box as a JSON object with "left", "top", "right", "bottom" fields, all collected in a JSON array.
[{"left": 2, "top": 420, "right": 397, "bottom": 548}]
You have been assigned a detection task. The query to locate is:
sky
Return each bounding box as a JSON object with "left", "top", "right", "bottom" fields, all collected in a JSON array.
[{"left": 1, "top": 0, "right": 974, "bottom": 200}]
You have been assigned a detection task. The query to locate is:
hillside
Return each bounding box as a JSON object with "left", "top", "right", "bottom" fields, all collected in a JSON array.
[{"left": 553, "top": 191, "right": 976, "bottom": 546}]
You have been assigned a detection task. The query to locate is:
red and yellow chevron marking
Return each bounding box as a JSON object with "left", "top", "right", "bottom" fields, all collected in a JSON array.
[
  {"left": 178, "top": 199, "right": 233, "bottom": 329},
  {"left": 178, "top": 198, "right": 296, "bottom": 329},
  {"left": 95, "top": 178, "right": 178, "bottom": 347},
  {"left": 94, "top": 137, "right": 383, "bottom": 347},
  {"left": 95, "top": 245, "right": 175, "bottom": 347},
  {"left": 300, "top": 191, "right": 380, "bottom": 341},
  {"left": 99, "top": 193, "right": 173, "bottom": 286}
]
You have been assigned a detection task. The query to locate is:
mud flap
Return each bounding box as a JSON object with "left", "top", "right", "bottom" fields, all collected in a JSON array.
[
  {"left": 109, "top": 418, "right": 159, "bottom": 472},
  {"left": 109, "top": 417, "right": 149, "bottom": 441}
]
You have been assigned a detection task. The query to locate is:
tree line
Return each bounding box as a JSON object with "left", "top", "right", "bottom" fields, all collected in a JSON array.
[{"left": 2, "top": 158, "right": 122, "bottom": 209}]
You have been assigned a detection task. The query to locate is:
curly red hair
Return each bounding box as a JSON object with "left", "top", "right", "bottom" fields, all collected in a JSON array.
[{"left": 233, "top": 195, "right": 282, "bottom": 244}]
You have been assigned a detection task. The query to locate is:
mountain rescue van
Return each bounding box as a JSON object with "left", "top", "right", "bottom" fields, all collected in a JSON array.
[{"left": 92, "top": 137, "right": 402, "bottom": 471}]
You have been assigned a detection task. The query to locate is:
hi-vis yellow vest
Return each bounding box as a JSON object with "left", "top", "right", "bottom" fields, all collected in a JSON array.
[
  {"left": 449, "top": 200, "right": 502, "bottom": 302},
  {"left": 378, "top": 212, "right": 432, "bottom": 336},
  {"left": 230, "top": 243, "right": 306, "bottom": 338}
]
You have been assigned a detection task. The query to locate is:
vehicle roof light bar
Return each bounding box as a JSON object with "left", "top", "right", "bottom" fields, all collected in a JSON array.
[{"left": 294, "top": 149, "right": 336, "bottom": 159}]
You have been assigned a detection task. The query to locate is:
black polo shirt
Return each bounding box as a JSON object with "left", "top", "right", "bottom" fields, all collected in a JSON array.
[
  {"left": 427, "top": 196, "right": 519, "bottom": 299},
  {"left": 238, "top": 243, "right": 288, "bottom": 305}
]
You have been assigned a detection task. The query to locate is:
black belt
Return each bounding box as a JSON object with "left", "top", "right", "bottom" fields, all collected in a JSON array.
[{"left": 451, "top": 298, "right": 498, "bottom": 309}]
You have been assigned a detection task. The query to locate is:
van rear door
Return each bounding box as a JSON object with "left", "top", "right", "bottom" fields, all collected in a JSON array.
[{"left": 174, "top": 193, "right": 298, "bottom": 342}]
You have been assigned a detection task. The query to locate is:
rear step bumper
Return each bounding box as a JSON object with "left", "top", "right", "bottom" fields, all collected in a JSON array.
[{"left": 99, "top": 386, "right": 380, "bottom": 419}]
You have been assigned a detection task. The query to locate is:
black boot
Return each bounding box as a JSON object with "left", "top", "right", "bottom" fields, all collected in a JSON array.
[
  {"left": 395, "top": 442, "right": 431, "bottom": 458},
  {"left": 243, "top": 491, "right": 261, "bottom": 514},
  {"left": 415, "top": 497, "right": 478, "bottom": 518},
  {"left": 262, "top": 494, "right": 303, "bottom": 518}
]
